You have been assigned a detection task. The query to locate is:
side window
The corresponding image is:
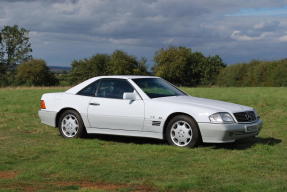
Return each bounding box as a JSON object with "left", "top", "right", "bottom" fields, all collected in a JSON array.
[
  {"left": 77, "top": 80, "right": 100, "bottom": 97},
  {"left": 96, "top": 79, "right": 134, "bottom": 99}
]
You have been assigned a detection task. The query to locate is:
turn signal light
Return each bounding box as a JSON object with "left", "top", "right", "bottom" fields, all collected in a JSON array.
[{"left": 40, "top": 100, "right": 46, "bottom": 109}]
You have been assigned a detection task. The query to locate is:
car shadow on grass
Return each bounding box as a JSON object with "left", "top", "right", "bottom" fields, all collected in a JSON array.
[
  {"left": 84, "top": 134, "right": 281, "bottom": 150},
  {"left": 201, "top": 137, "right": 282, "bottom": 150},
  {"left": 86, "top": 134, "right": 167, "bottom": 145}
]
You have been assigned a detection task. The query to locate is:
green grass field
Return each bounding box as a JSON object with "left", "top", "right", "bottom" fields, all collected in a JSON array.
[{"left": 0, "top": 87, "right": 286, "bottom": 192}]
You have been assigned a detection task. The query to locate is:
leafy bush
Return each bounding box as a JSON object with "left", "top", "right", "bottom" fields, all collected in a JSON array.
[
  {"left": 153, "top": 47, "right": 225, "bottom": 86},
  {"left": 16, "top": 59, "right": 58, "bottom": 86},
  {"left": 216, "top": 59, "right": 287, "bottom": 87}
]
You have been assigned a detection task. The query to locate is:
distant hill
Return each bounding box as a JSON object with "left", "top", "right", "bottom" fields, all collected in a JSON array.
[{"left": 48, "top": 66, "right": 71, "bottom": 73}]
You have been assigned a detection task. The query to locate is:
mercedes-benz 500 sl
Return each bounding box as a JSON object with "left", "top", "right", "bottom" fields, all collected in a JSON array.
[{"left": 39, "top": 76, "right": 263, "bottom": 147}]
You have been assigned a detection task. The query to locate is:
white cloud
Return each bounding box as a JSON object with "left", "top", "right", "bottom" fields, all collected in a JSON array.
[
  {"left": 52, "top": 1, "right": 79, "bottom": 14},
  {"left": 278, "top": 35, "right": 287, "bottom": 42},
  {"left": 230, "top": 30, "right": 272, "bottom": 41},
  {"left": 0, "top": 0, "right": 287, "bottom": 65}
]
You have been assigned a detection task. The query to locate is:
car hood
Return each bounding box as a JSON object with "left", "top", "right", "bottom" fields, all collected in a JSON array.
[{"left": 153, "top": 96, "right": 253, "bottom": 113}]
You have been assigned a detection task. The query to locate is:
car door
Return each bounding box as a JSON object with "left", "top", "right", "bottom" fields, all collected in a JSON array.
[{"left": 87, "top": 78, "right": 144, "bottom": 131}]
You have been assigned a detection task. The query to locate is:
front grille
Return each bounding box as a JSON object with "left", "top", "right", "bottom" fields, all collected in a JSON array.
[{"left": 233, "top": 111, "right": 257, "bottom": 123}]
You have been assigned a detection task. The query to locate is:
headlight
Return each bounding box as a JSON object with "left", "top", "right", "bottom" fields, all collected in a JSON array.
[{"left": 209, "top": 112, "right": 234, "bottom": 124}]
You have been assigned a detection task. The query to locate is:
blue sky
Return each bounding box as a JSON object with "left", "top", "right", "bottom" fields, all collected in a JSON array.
[{"left": 0, "top": 0, "right": 287, "bottom": 67}]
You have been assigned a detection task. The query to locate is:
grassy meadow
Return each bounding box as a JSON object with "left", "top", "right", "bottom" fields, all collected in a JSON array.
[{"left": 0, "top": 87, "right": 286, "bottom": 192}]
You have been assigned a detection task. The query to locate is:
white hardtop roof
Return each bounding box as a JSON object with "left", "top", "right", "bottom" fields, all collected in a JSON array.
[
  {"left": 65, "top": 75, "right": 159, "bottom": 94},
  {"left": 94, "top": 75, "right": 158, "bottom": 79}
]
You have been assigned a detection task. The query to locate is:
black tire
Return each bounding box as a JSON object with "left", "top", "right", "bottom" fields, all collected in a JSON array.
[
  {"left": 58, "top": 110, "right": 87, "bottom": 138},
  {"left": 165, "top": 115, "right": 200, "bottom": 147}
]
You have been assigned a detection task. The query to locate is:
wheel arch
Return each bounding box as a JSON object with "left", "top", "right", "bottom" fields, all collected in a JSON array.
[
  {"left": 55, "top": 107, "right": 81, "bottom": 128},
  {"left": 162, "top": 112, "right": 202, "bottom": 141}
]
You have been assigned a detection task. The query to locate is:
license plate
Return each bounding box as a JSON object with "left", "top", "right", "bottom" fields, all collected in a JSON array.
[{"left": 246, "top": 125, "right": 258, "bottom": 132}]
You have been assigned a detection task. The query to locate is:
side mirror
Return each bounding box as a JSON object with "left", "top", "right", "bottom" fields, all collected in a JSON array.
[{"left": 123, "top": 92, "right": 137, "bottom": 101}]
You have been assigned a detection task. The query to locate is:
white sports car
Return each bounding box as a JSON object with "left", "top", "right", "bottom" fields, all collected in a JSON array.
[{"left": 39, "top": 76, "right": 263, "bottom": 147}]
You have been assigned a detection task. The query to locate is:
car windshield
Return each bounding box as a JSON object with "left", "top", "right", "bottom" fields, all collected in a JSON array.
[{"left": 132, "top": 78, "right": 186, "bottom": 98}]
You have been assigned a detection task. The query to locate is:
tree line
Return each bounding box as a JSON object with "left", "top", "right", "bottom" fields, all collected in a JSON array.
[
  {"left": 217, "top": 59, "right": 287, "bottom": 87},
  {"left": 68, "top": 50, "right": 148, "bottom": 84},
  {"left": 0, "top": 25, "right": 58, "bottom": 86},
  {"left": 68, "top": 47, "right": 225, "bottom": 86},
  {"left": 1, "top": 25, "right": 286, "bottom": 87}
]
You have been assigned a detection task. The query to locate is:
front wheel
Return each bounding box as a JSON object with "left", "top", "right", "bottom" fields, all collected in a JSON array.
[
  {"left": 59, "top": 110, "right": 86, "bottom": 138},
  {"left": 166, "top": 115, "right": 200, "bottom": 147}
]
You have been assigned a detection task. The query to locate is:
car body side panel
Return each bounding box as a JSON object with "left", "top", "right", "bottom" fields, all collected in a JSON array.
[
  {"left": 40, "top": 93, "right": 92, "bottom": 128},
  {"left": 143, "top": 99, "right": 219, "bottom": 133},
  {"left": 85, "top": 127, "right": 163, "bottom": 139},
  {"left": 87, "top": 97, "right": 144, "bottom": 131},
  {"left": 38, "top": 110, "right": 57, "bottom": 127}
]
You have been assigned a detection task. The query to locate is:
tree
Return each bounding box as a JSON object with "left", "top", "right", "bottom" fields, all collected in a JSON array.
[
  {"left": 108, "top": 50, "right": 148, "bottom": 75},
  {"left": 153, "top": 47, "right": 194, "bottom": 85},
  {"left": 16, "top": 59, "right": 58, "bottom": 86},
  {"left": 68, "top": 51, "right": 149, "bottom": 84},
  {"left": 0, "top": 25, "right": 32, "bottom": 73},
  {"left": 0, "top": 25, "right": 32, "bottom": 86},
  {"left": 0, "top": 34, "right": 4, "bottom": 74},
  {"left": 153, "top": 46, "right": 225, "bottom": 86},
  {"left": 132, "top": 57, "right": 148, "bottom": 75},
  {"left": 200, "top": 55, "right": 225, "bottom": 85},
  {"left": 69, "top": 54, "right": 110, "bottom": 84}
]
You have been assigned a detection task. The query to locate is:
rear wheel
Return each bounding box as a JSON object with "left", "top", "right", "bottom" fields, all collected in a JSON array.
[
  {"left": 58, "top": 110, "right": 87, "bottom": 138},
  {"left": 166, "top": 115, "right": 200, "bottom": 147}
]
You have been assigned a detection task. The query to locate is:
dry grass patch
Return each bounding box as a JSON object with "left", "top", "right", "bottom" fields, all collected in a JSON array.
[{"left": 0, "top": 170, "right": 18, "bottom": 179}]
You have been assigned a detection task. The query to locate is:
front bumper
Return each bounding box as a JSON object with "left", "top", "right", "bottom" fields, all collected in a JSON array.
[
  {"left": 38, "top": 110, "right": 57, "bottom": 127},
  {"left": 198, "top": 119, "right": 263, "bottom": 143}
]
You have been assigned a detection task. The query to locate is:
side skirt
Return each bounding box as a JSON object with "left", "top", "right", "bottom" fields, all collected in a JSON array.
[{"left": 86, "top": 128, "right": 163, "bottom": 140}]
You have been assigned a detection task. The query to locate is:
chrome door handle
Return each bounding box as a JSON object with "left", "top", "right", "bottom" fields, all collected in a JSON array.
[{"left": 89, "top": 103, "right": 100, "bottom": 106}]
